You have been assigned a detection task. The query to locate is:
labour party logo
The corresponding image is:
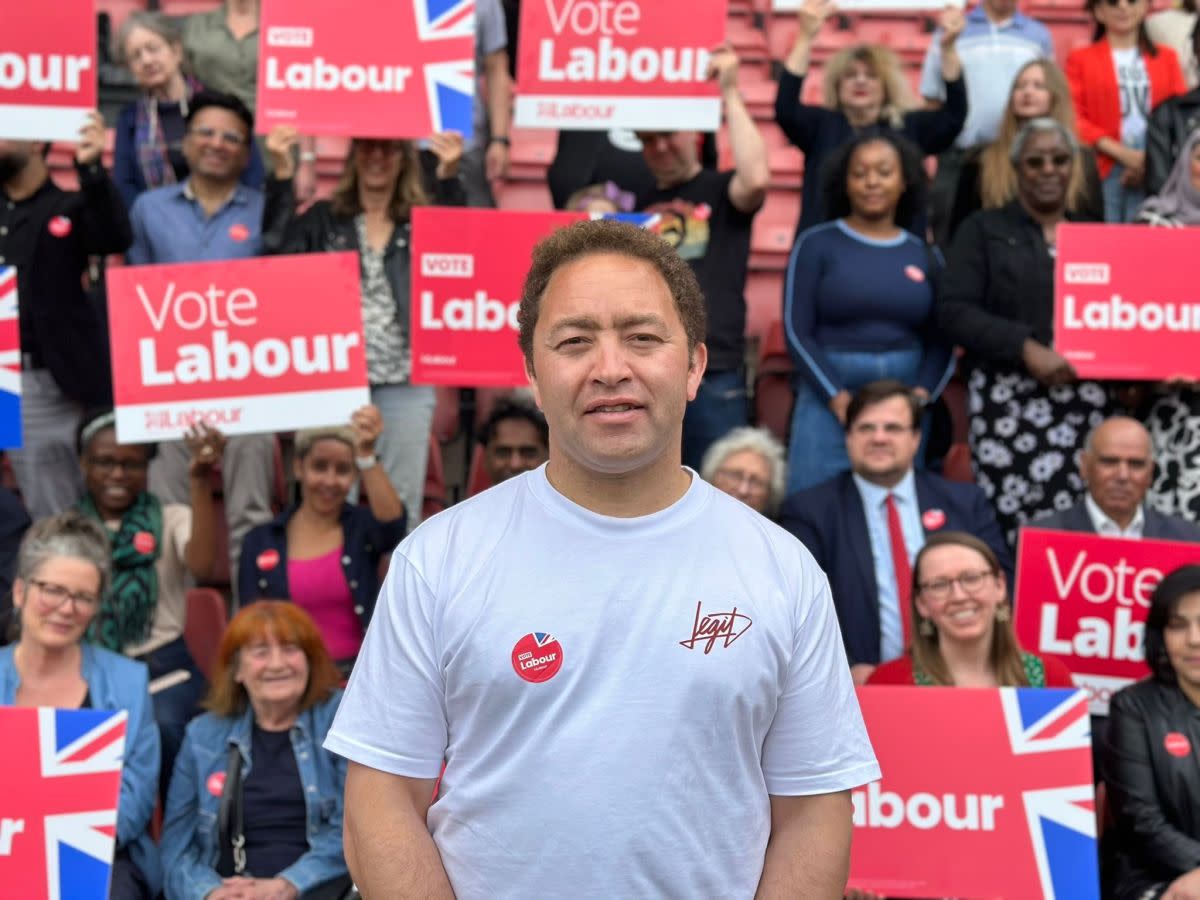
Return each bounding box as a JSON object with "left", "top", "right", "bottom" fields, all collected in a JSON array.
[{"left": 511, "top": 632, "right": 563, "bottom": 683}]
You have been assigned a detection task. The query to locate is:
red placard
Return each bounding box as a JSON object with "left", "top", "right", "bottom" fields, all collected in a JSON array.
[
  {"left": 106, "top": 254, "right": 369, "bottom": 442},
  {"left": 256, "top": 0, "right": 475, "bottom": 139},
  {"left": 0, "top": 708, "right": 125, "bottom": 896},
  {"left": 514, "top": 0, "right": 726, "bottom": 130},
  {"left": 850, "top": 686, "right": 1097, "bottom": 899},
  {"left": 410, "top": 207, "right": 585, "bottom": 387},
  {"left": 1014, "top": 528, "right": 1200, "bottom": 714},
  {"left": 1, "top": 2, "right": 96, "bottom": 141},
  {"left": 1054, "top": 224, "right": 1200, "bottom": 380}
]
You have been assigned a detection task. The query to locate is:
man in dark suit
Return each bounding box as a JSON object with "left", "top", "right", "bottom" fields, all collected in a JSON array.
[
  {"left": 781, "top": 380, "right": 1012, "bottom": 683},
  {"left": 1033, "top": 416, "right": 1200, "bottom": 541}
]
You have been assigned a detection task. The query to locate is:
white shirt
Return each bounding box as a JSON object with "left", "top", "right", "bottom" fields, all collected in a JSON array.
[
  {"left": 1085, "top": 492, "right": 1145, "bottom": 538},
  {"left": 1112, "top": 46, "right": 1151, "bottom": 150},
  {"left": 326, "top": 465, "right": 879, "bottom": 899}
]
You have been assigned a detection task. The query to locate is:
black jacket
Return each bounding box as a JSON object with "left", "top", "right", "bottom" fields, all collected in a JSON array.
[
  {"left": 937, "top": 200, "right": 1068, "bottom": 371},
  {"left": 260, "top": 150, "right": 465, "bottom": 333},
  {"left": 1104, "top": 678, "right": 1200, "bottom": 900},
  {"left": 0, "top": 161, "right": 130, "bottom": 404},
  {"left": 1146, "top": 88, "right": 1200, "bottom": 196}
]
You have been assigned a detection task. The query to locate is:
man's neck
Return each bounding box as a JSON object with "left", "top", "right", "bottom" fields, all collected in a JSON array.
[
  {"left": 656, "top": 162, "right": 702, "bottom": 191},
  {"left": 982, "top": 2, "right": 1014, "bottom": 25},
  {"left": 855, "top": 467, "right": 909, "bottom": 491},
  {"left": 187, "top": 175, "right": 238, "bottom": 215},
  {"left": 4, "top": 160, "right": 49, "bottom": 203},
  {"left": 1086, "top": 492, "right": 1141, "bottom": 531},
  {"left": 544, "top": 452, "right": 692, "bottom": 518}
]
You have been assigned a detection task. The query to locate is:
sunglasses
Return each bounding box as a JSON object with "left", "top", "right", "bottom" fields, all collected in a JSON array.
[
  {"left": 1100, "top": 0, "right": 1143, "bottom": 7},
  {"left": 1021, "top": 153, "right": 1073, "bottom": 170}
]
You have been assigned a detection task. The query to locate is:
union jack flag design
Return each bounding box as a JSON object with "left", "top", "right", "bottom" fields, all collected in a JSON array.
[
  {"left": 850, "top": 686, "right": 1099, "bottom": 899},
  {"left": 413, "top": 0, "right": 476, "bottom": 137},
  {"left": 0, "top": 707, "right": 127, "bottom": 900},
  {"left": 0, "top": 266, "right": 22, "bottom": 449}
]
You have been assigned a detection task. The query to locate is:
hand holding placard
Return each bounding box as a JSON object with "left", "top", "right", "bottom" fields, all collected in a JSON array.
[{"left": 264, "top": 125, "right": 300, "bottom": 179}]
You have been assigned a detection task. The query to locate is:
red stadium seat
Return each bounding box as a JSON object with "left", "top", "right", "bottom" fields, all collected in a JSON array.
[
  {"left": 754, "top": 319, "right": 794, "bottom": 445},
  {"left": 183, "top": 587, "right": 228, "bottom": 681},
  {"left": 494, "top": 179, "right": 554, "bottom": 211},
  {"left": 423, "top": 433, "right": 447, "bottom": 522},
  {"left": 466, "top": 443, "right": 494, "bottom": 497},
  {"left": 745, "top": 269, "right": 785, "bottom": 345}
]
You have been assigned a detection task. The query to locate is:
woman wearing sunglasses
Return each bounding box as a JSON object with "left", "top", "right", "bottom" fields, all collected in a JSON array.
[
  {"left": 868, "top": 531, "right": 1074, "bottom": 686},
  {"left": 1067, "top": 0, "right": 1187, "bottom": 221},
  {"left": 0, "top": 511, "right": 162, "bottom": 897}
]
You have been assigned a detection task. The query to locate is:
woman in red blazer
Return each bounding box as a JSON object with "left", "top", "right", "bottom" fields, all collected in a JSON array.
[{"left": 1067, "top": 0, "right": 1187, "bottom": 221}]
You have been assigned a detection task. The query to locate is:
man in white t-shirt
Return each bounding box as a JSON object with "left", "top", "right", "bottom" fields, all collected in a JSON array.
[{"left": 324, "top": 219, "right": 880, "bottom": 898}]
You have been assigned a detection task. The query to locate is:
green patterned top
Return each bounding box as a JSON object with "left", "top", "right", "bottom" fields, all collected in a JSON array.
[{"left": 912, "top": 652, "right": 1047, "bottom": 687}]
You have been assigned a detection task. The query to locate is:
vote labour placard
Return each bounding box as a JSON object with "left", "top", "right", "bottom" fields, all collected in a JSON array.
[
  {"left": 106, "top": 253, "right": 369, "bottom": 442},
  {"left": 1014, "top": 528, "right": 1200, "bottom": 715},
  {"left": 256, "top": 0, "right": 475, "bottom": 139},
  {"left": 410, "top": 207, "right": 585, "bottom": 386},
  {"left": 514, "top": 0, "right": 726, "bottom": 130},
  {"left": 1054, "top": 223, "right": 1200, "bottom": 380},
  {"left": 1, "top": 2, "right": 96, "bottom": 141},
  {"left": 850, "top": 686, "right": 1098, "bottom": 899}
]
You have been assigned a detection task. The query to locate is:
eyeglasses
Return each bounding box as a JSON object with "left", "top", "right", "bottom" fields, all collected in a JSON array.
[
  {"left": 1021, "top": 153, "right": 1073, "bottom": 170},
  {"left": 188, "top": 126, "right": 246, "bottom": 147},
  {"left": 1101, "top": 0, "right": 1143, "bottom": 7},
  {"left": 714, "top": 468, "right": 770, "bottom": 494},
  {"left": 29, "top": 579, "right": 100, "bottom": 612},
  {"left": 86, "top": 456, "right": 148, "bottom": 473},
  {"left": 851, "top": 422, "right": 915, "bottom": 437},
  {"left": 917, "top": 570, "right": 996, "bottom": 601}
]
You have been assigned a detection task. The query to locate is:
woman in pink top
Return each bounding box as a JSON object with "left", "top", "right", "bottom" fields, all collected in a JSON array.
[{"left": 239, "top": 405, "right": 406, "bottom": 669}]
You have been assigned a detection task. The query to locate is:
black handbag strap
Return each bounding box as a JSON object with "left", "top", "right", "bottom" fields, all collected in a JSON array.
[{"left": 216, "top": 743, "right": 247, "bottom": 876}]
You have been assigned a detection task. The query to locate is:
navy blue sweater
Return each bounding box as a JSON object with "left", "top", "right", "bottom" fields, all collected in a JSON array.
[
  {"left": 774, "top": 69, "right": 967, "bottom": 236},
  {"left": 783, "top": 219, "right": 954, "bottom": 401}
]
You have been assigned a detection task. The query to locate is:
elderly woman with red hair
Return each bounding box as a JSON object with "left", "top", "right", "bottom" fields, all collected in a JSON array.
[{"left": 161, "top": 602, "right": 349, "bottom": 900}]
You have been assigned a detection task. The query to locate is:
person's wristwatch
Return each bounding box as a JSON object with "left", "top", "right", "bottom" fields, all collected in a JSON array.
[
  {"left": 355, "top": 454, "right": 379, "bottom": 471},
  {"left": 489, "top": 135, "right": 511, "bottom": 147}
]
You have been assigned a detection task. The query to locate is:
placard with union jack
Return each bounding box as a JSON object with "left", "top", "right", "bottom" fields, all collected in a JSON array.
[
  {"left": 0, "top": 266, "right": 22, "bottom": 449},
  {"left": 849, "top": 686, "right": 1099, "bottom": 899},
  {"left": 0, "top": 707, "right": 126, "bottom": 900},
  {"left": 256, "top": 0, "right": 475, "bottom": 140}
]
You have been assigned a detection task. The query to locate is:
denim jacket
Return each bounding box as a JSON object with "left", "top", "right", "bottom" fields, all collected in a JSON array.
[
  {"left": 0, "top": 643, "right": 163, "bottom": 896},
  {"left": 160, "top": 691, "right": 346, "bottom": 899}
]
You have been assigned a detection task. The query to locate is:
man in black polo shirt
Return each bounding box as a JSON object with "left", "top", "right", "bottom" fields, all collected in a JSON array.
[
  {"left": 0, "top": 112, "right": 131, "bottom": 517},
  {"left": 635, "top": 46, "right": 769, "bottom": 469}
]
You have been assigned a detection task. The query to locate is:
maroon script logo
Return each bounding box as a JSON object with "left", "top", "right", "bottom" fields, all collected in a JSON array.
[{"left": 679, "top": 601, "right": 752, "bottom": 654}]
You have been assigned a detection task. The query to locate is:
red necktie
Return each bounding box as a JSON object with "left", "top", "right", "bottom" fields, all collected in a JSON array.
[{"left": 885, "top": 493, "right": 913, "bottom": 646}]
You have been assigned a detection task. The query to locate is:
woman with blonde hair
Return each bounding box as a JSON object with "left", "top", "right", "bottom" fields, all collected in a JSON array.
[
  {"left": 774, "top": 0, "right": 968, "bottom": 236},
  {"left": 868, "top": 531, "right": 1075, "bottom": 686},
  {"left": 262, "top": 127, "right": 464, "bottom": 528},
  {"left": 944, "top": 58, "right": 1104, "bottom": 242}
]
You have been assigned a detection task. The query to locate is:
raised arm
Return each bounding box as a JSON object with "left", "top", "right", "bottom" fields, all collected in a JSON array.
[
  {"left": 710, "top": 46, "right": 769, "bottom": 214},
  {"left": 774, "top": 0, "right": 839, "bottom": 152},
  {"left": 181, "top": 423, "right": 223, "bottom": 580}
]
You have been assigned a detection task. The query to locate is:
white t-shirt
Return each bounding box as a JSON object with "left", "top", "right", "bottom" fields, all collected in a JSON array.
[
  {"left": 325, "top": 466, "right": 879, "bottom": 899},
  {"left": 1113, "top": 46, "right": 1150, "bottom": 150}
]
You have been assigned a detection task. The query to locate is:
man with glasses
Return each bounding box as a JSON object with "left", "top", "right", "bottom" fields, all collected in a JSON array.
[
  {"left": 126, "top": 90, "right": 273, "bottom": 598},
  {"left": 781, "top": 379, "right": 1011, "bottom": 683}
]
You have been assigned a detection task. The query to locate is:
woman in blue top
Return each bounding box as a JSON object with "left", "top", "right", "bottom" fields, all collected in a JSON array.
[
  {"left": 774, "top": 0, "right": 968, "bottom": 237},
  {"left": 784, "top": 132, "right": 954, "bottom": 494},
  {"left": 162, "top": 601, "right": 348, "bottom": 900},
  {"left": 0, "top": 511, "right": 162, "bottom": 898},
  {"left": 111, "top": 11, "right": 264, "bottom": 210}
]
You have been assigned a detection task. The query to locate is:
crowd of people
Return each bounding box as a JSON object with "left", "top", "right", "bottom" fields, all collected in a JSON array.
[{"left": 1, "top": 0, "right": 1199, "bottom": 896}]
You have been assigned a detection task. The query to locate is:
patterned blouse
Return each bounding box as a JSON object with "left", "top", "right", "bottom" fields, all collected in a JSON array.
[{"left": 355, "top": 215, "right": 410, "bottom": 385}]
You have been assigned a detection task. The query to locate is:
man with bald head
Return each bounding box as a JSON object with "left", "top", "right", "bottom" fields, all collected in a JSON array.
[{"left": 1033, "top": 416, "right": 1200, "bottom": 540}]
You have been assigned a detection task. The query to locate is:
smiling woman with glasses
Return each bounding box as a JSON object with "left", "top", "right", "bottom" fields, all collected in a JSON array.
[
  {"left": 0, "top": 510, "right": 163, "bottom": 897},
  {"left": 867, "top": 530, "right": 1076, "bottom": 687}
]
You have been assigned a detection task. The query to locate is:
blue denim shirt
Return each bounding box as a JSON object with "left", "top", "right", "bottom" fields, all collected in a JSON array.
[
  {"left": 126, "top": 180, "right": 264, "bottom": 265},
  {"left": 161, "top": 690, "right": 346, "bottom": 899},
  {"left": 0, "top": 643, "right": 163, "bottom": 896}
]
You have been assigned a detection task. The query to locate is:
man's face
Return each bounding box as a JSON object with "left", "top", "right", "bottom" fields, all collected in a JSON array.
[
  {"left": 637, "top": 131, "right": 699, "bottom": 186},
  {"left": 845, "top": 396, "right": 921, "bottom": 485},
  {"left": 0, "top": 140, "right": 37, "bottom": 183},
  {"left": 183, "top": 107, "right": 251, "bottom": 184},
  {"left": 527, "top": 252, "right": 706, "bottom": 479},
  {"left": 1080, "top": 420, "right": 1153, "bottom": 524},
  {"left": 485, "top": 418, "right": 548, "bottom": 483}
]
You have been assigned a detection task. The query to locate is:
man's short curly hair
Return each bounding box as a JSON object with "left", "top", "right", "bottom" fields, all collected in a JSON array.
[{"left": 517, "top": 219, "right": 707, "bottom": 368}]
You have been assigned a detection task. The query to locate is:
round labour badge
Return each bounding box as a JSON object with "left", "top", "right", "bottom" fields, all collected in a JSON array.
[{"left": 511, "top": 632, "right": 563, "bottom": 683}]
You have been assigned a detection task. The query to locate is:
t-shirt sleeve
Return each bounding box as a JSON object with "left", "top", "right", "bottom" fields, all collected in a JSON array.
[
  {"left": 323, "top": 551, "right": 447, "bottom": 778},
  {"left": 761, "top": 560, "right": 881, "bottom": 795},
  {"left": 477, "top": 0, "right": 508, "bottom": 55},
  {"left": 919, "top": 39, "right": 945, "bottom": 101},
  {"left": 167, "top": 504, "right": 192, "bottom": 565}
]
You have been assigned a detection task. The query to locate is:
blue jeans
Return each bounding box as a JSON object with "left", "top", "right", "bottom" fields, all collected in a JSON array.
[
  {"left": 683, "top": 369, "right": 748, "bottom": 470},
  {"left": 369, "top": 382, "right": 436, "bottom": 527},
  {"left": 786, "top": 346, "right": 925, "bottom": 496},
  {"left": 1101, "top": 163, "right": 1145, "bottom": 223},
  {"left": 139, "top": 636, "right": 207, "bottom": 802}
]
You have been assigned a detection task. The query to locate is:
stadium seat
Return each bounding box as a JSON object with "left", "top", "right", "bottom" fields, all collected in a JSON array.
[
  {"left": 751, "top": 190, "right": 800, "bottom": 270},
  {"left": 183, "top": 587, "right": 228, "bottom": 681},
  {"left": 494, "top": 179, "right": 554, "bottom": 211},
  {"left": 423, "top": 433, "right": 447, "bottom": 522},
  {"left": 753, "top": 319, "right": 794, "bottom": 445},
  {"left": 745, "top": 268, "right": 785, "bottom": 344},
  {"left": 466, "top": 443, "right": 494, "bottom": 497}
]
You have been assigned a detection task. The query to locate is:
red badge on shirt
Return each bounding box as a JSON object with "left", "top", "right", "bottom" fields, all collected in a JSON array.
[
  {"left": 133, "top": 531, "right": 156, "bottom": 555},
  {"left": 47, "top": 216, "right": 72, "bottom": 238},
  {"left": 904, "top": 264, "right": 926, "bottom": 283},
  {"left": 228, "top": 223, "right": 250, "bottom": 242},
  {"left": 257, "top": 549, "right": 280, "bottom": 571},
  {"left": 511, "top": 632, "right": 563, "bottom": 683},
  {"left": 206, "top": 771, "right": 226, "bottom": 796},
  {"left": 1165, "top": 732, "right": 1192, "bottom": 757},
  {"left": 922, "top": 508, "right": 947, "bottom": 531}
]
